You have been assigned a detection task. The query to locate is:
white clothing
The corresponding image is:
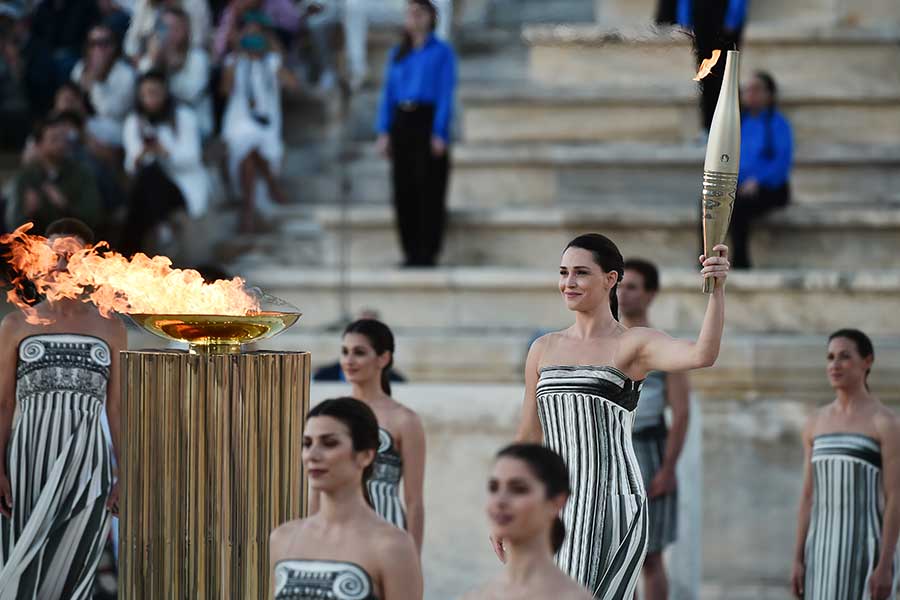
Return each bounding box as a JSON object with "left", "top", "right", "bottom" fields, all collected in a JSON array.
[
  {"left": 123, "top": 105, "right": 210, "bottom": 217},
  {"left": 138, "top": 48, "right": 213, "bottom": 138},
  {"left": 343, "top": 0, "right": 453, "bottom": 80},
  {"left": 71, "top": 59, "right": 136, "bottom": 147},
  {"left": 124, "top": 0, "right": 211, "bottom": 58},
  {"left": 221, "top": 52, "right": 284, "bottom": 184}
]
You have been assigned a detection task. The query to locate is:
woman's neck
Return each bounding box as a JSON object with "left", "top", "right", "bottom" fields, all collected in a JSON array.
[
  {"left": 318, "top": 484, "right": 370, "bottom": 524},
  {"left": 834, "top": 386, "right": 873, "bottom": 412},
  {"left": 572, "top": 306, "right": 618, "bottom": 339},
  {"left": 351, "top": 377, "right": 387, "bottom": 404},
  {"left": 503, "top": 536, "right": 558, "bottom": 585},
  {"left": 410, "top": 31, "right": 429, "bottom": 48}
]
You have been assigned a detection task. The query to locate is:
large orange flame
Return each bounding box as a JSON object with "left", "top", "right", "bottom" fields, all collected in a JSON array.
[{"left": 1, "top": 223, "right": 260, "bottom": 324}]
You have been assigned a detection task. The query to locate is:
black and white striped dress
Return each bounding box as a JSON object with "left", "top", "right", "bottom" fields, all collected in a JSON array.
[
  {"left": 273, "top": 559, "right": 378, "bottom": 600},
  {"left": 631, "top": 371, "right": 678, "bottom": 554},
  {"left": 537, "top": 365, "right": 648, "bottom": 598},
  {"left": 367, "top": 428, "right": 405, "bottom": 529},
  {"left": 0, "top": 334, "right": 113, "bottom": 600},
  {"left": 804, "top": 433, "right": 899, "bottom": 599}
]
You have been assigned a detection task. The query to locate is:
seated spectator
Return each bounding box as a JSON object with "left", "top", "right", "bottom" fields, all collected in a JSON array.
[
  {"left": 8, "top": 114, "right": 102, "bottom": 234},
  {"left": 730, "top": 71, "right": 793, "bottom": 269},
  {"left": 0, "top": 3, "right": 29, "bottom": 149},
  {"left": 21, "top": 0, "right": 100, "bottom": 116},
  {"left": 98, "top": 0, "right": 132, "bottom": 44},
  {"left": 71, "top": 24, "right": 136, "bottom": 148},
  {"left": 220, "top": 12, "right": 298, "bottom": 232},
  {"left": 344, "top": 0, "right": 453, "bottom": 90},
  {"left": 121, "top": 70, "right": 208, "bottom": 257},
  {"left": 138, "top": 6, "right": 213, "bottom": 138},
  {"left": 125, "top": 0, "right": 211, "bottom": 59}
]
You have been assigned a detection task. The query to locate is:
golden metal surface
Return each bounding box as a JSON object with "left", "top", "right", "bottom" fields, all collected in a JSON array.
[
  {"left": 701, "top": 50, "right": 741, "bottom": 294},
  {"left": 120, "top": 351, "right": 310, "bottom": 599},
  {"left": 129, "top": 312, "right": 301, "bottom": 353}
]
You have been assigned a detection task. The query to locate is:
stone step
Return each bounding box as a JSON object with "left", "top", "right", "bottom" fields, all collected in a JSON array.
[
  {"left": 233, "top": 265, "right": 900, "bottom": 335},
  {"left": 524, "top": 25, "right": 900, "bottom": 97},
  {"left": 460, "top": 85, "right": 900, "bottom": 144},
  {"left": 487, "top": 0, "right": 595, "bottom": 27},
  {"left": 302, "top": 202, "right": 900, "bottom": 269},
  {"left": 249, "top": 327, "right": 900, "bottom": 399},
  {"left": 594, "top": 0, "right": 900, "bottom": 29},
  {"left": 449, "top": 142, "right": 900, "bottom": 208}
]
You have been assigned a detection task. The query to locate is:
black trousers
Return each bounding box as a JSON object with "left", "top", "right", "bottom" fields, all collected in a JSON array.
[
  {"left": 730, "top": 183, "right": 790, "bottom": 268},
  {"left": 655, "top": 0, "right": 678, "bottom": 24},
  {"left": 691, "top": 0, "right": 744, "bottom": 130},
  {"left": 119, "top": 161, "right": 186, "bottom": 256},
  {"left": 389, "top": 105, "right": 449, "bottom": 267}
]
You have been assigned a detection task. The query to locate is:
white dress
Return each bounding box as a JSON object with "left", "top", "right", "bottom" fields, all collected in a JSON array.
[
  {"left": 123, "top": 104, "right": 210, "bottom": 217},
  {"left": 70, "top": 59, "right": 136, "bottom": 147},
  {"left": 221, "top": 52, "right": 284, "bottom": 185}
]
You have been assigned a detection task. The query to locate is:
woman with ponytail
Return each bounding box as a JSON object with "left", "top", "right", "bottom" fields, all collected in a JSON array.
[
  {"left": 310, "top": 319, "right": 426, "bottom": 553},
  {"left": 270, "top": 397, "right": 422, "bottom": 600},
  {"left": 505, "top": 233, "right": 729, "bottom": 597},
  {"left": 791, "top": 330, "right": 900, "bottom": 600},
  {"left": 462, "top": 444, "right": 590, "bottom": 600}
]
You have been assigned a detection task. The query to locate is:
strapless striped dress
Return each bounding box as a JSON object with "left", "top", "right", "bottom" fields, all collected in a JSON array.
[
  {"left": 537, "top": 365, "right": 648, "bottom": 598},
  {"left": 804, "top": 432, "right": 899, "bottom": 599},
  {"left": 367, "top": 428, "right": 405, "bottom": 529}
]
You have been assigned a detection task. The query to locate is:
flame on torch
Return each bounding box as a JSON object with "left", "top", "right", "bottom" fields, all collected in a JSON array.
[
  {"left": 693, "top": 49, "right": 722, "bottom": 81},
  {"left": 1, "top": 223, "right": 260, "bottom": 324}
]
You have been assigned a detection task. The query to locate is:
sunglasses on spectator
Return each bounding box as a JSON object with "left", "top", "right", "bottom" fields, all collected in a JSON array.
[{"left": 89, "top": 37, "right": 114, "bottom": 47}]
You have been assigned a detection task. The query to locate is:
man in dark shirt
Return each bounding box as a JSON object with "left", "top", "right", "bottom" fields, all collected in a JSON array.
[{"left": 10, "top": 115, "right": 102, "bottom": 234}]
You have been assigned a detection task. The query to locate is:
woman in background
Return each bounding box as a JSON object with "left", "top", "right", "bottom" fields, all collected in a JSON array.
[
  {"left": 376, "top": 0, "right": 456, "bottom": 268},
  {"left": 269, "top": 397, "right": 422, "bottom": 600},
  {"left": 791, "top": 329, "right": 900, "bottom": 600},
  {"left": 462, "top": 444, "right": 591, "bottom": 600},
  {"left": 310, "top": 319, "right": 426, "bottom": 553}
]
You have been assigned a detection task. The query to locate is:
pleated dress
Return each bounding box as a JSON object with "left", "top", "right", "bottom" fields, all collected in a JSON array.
[
  {"left": 367, "top": 428, "right": 406, "bottom": 529},
  {"left": 537, "top": 365, "right": 648, "bottom": 598}
]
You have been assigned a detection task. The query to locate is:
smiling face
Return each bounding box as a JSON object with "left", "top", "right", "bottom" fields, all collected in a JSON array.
[
  {"left": 559, "top": 247, "right": 618, "bottom": 313},
  {"left": 302, "top": 415, "right": 374, "bottom": 494},
  {"left": 340, "top": 332, "right": 390, "bottom": 387},
  {"left": 486, "top": 457, "right": 565, "bottom": 551},
  {"left": 826, "top": 336, "right": 873, "bottom": 392}
]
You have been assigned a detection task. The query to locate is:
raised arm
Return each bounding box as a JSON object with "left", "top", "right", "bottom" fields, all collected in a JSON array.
[
  {"left": 631, "top": 245, "right": 729, "bottom": 375},
  {"left": 648, "top": 372, "right": 690, "bottom": 498},
  {"left": 870, "top": 414, "right": 900, "bottom": 600},
  {"left": 515, "top": 336, "right": 546, "bottom": 444},
  {"left": 0, "top": 315, "right": 20, "bottom": 518},
  {"left": 400, "top": 411, "right": 426, "bottom": 554},
  {"left": 790, "top": 418, "right": 815, "bottom": 598}
]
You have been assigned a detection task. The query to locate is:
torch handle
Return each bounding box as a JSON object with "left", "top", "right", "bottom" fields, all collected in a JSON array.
[
  {"left": 702, "top": 248, "right": 724, "bottom": 294},
  {"left": 701, "top": 170, "right": 738, "bottom": 294}
]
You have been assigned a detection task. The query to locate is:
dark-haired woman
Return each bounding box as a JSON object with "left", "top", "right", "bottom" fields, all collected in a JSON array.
[
  {"left": 311, "top": 319, "right": 426, "bottom": 553},
  {"left": 729, "top": 70, "right": 793, "bottom": 269},
  {"left": 121, "top": 71, "right": 209, "bottom": 258},
  {"left": 376, "top": 0, "right": 457, "bottom": 268},
  {"left": 270, "top": 397, "right": 422, "bottom": 600},
  {"left": 462, "top": 444, "right": 591, "bottom": 600},
  {"left": 505, "top": 234, "right": 729, "bottom": 598},
  {"left": 791, "top": 330, "right": 900, "bottom": 600}
]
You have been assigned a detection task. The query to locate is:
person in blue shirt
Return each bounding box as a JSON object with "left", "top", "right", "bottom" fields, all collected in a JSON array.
[
  {"left": 730, "top": 71, "right": 793, "bottom": 269},
  {"left": 376, "top": 0, "right": 456, "bottom": 268},
  {"left": 676, "top": 0, "right": 748, "bottom": 130}
]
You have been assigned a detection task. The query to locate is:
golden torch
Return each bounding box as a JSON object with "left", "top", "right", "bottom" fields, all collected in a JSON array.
[
  {"left": 0, "top": 224, "right": 309, "bottom": 599},
  {"left": 698, "top": 49, "right": 741, "bottom": 293}
]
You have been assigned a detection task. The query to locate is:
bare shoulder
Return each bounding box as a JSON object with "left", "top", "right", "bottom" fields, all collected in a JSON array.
[
  {"left": 873, "top": 403, "right": 900, "bottom": 439},
  {"left": 393, "top": 401, "right": 423, "bottom": 434},
  {"left": 371, "top": 520, "right": 417, "bottom": 566},
  {"left": 0, "top": 310, "right": 26, "bottom": 338},
  {"left": 269, "top": 518, "right": 306, "bottom": 545},
  {"left": 802, "top": 407, "right": 827, "bottom": 442}
]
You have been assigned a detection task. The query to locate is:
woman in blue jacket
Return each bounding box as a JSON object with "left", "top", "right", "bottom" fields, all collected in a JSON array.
[
  {"left": 376, "top": 0, "right": 457, "bottom": 268},
  {"left": 731, "top": 71, "right": 793, "bottom": 269}
]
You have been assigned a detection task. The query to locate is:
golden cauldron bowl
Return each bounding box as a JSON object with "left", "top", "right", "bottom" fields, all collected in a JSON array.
[{"left": 129, "top": 311, "right": 301, "bottom": 354}]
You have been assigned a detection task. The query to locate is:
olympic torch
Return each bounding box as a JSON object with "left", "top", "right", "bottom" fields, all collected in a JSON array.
[{"left": 700, "top": 49, "right": 740, "bottom": 293}]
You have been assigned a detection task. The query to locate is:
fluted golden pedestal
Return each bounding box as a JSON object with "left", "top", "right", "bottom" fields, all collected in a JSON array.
[{"left": 119, "top": 350, "right": 310, "bottom": 599}]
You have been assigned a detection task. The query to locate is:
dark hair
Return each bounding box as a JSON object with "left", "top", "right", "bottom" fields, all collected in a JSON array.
[
  {"left": 828, "top": 329, "right": 875, "bottom": 390},
  {"left": 51, "top": 109, "right": 85, "bottom": 131},
  {"left": 496, "top": 444, "right": 571, "bottom": 554},
  {"left": 54, "top": 81, "right": 94, "bottom": 115},
  {"left": 623, "top": 258, "right": 660, "bottom": 293},
  {"left": 754, "top": 70, "right": 778, "bottom": 109},
  {"left": 307, "top": 397, "right": 380, "bottom": 505},
  {"left": 394, "top": 0, "right": 438, "bottom": 62},
  {"left": 565, "top": 234, "right": 625, "bottom": 320},
  {"left": 136, "top": 70, "right": 177, "bottom": 126},
  {"left": 45, "top": 218, "right": 96, "bottom": 245},
  {"left": 344, "top": 319, "right": 396, "bottom": 396},
  {"left": 33, "top": 113, "right": 71, "bottom": 142},
  {"left": 84, "top": 23, "right": 122, "bottom": 61}
]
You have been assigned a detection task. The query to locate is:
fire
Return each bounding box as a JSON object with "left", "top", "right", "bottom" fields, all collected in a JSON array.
[
  {"left": 1, "top": 223, "right": 260, "bottom": 324},
  {"left": 693, "top": 49, "right": 721, "bottom": 81}
]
